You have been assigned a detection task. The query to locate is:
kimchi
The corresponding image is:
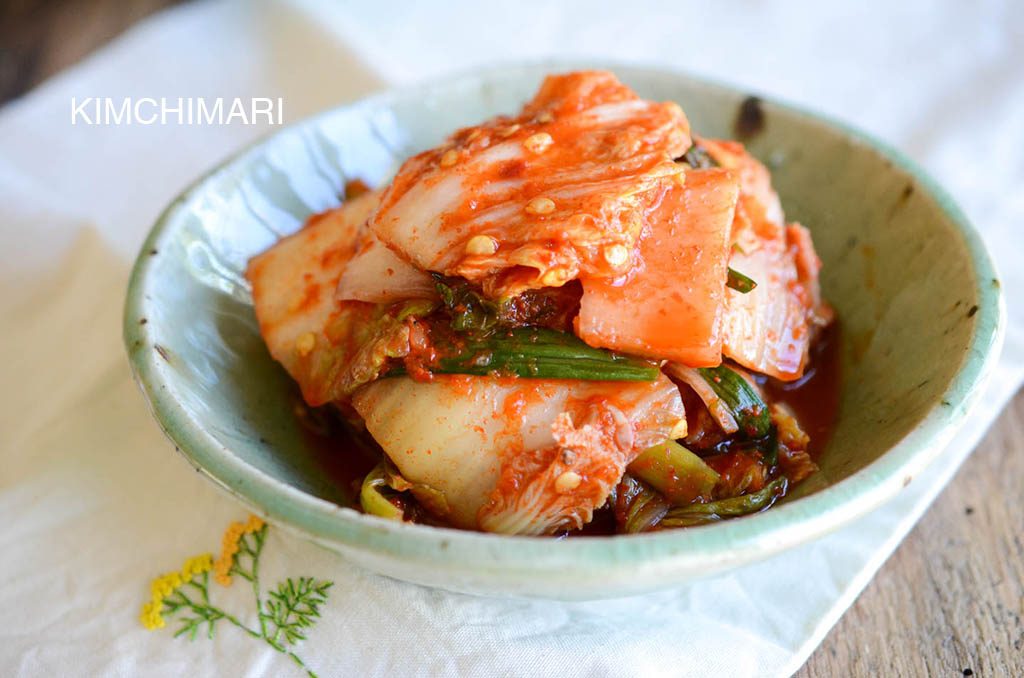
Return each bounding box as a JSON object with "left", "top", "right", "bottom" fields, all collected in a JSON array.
[{"left": 246, "top": 71, "right": 837, "bottom": 536}]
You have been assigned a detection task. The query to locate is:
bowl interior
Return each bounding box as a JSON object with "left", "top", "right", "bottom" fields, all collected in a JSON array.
[{"left": 125, "top": 63, "right": 1001, "bottom": 597}]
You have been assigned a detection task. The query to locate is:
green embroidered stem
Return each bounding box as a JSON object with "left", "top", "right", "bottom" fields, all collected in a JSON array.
[
  {"left": 164, "top": 580, "right": 259, "bottom": 641},
  {"left": 264, "top": 639, "right": 321, "bottom": 678},
  {"left": 197, "top": 572, "right": 211, "bottom": 606},
  {"left": 234, "top": 526, "right": 270, "bottom": 639},
  {"left": 168, "top": 585, "right": 318, "bottom": 676},
  {"left": 142, "top": 518, "right": 331, "bottom": 678},
  {"left": 253, "top": 535, "right": 268, "bottom": 640}
]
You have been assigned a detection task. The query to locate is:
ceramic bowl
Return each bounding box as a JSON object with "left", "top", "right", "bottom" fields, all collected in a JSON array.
[{"left": 124, "top": 63, "right": 1004, "bottom": 599}]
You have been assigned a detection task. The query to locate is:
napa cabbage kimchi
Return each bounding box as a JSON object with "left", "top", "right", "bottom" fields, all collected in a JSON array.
[{"left": 246, "top": 71, "right": 837, "bottom": 536}]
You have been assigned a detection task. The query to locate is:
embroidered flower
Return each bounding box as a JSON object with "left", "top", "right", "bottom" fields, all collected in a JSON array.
[
  {"left": 140, "top": 555, "right": 213, "bottom": 630},
  {"left": 214, "top": 514, "right": 265, "bottom": 586},
  {"left": 140, "top": 600, "right": 165, "bottom": 630},
  {"left": 139, "top": 515, "right": 330, "bottom": 677},
  {"left": 181, "top": 554, "right": 213, "bottom": 580},
  {"left": 150, "top": 571, "right": 182, "bottom": 600}
]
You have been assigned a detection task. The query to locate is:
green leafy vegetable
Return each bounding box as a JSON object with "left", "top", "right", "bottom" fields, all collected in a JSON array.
[
  {"left": 316, "top": 298, "right": 437, "bottom": 402},
  {"left": 660, "top": 477, "right": 787, "bottom": 528},
  {"left": 726, "top": 267, "right": 758, "bottom": 294},
  {"left": 433, "top": 274, "right": 581, "bottom": 332},
  {"left": 433, "top": 327, "right": 659, "bottom": 381},
  {"left": 359, "top": 463, "right": 405, "bottom": 520},
  {"left": 390, "top": 326, "right": 659, "bottom": 381},
  {"left": 615, "top": 475, "right": 670, "bottom": 533},
  {"left": 759, "top": 427, "right": 779, "bottom": 467},
  {"left": 697, "top": 365, "right": 771, "bottom": 437},
  {"left": 428, "top": 276, "right": 632, "bottom": 378},
  {"left": 382, "top": 461, "right": 451, "bottom": 519},
  {"left": 434, "top": 274, "right": 501, "bottom": 331},
  {"left": 629, "top": 441, "right": 720, "bottom": 505}
]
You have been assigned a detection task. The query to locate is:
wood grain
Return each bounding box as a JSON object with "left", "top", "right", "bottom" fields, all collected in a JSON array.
[
  {"left": 0, "top": 0, "right": 184, "bottom": 104},
  {"left": 799, "top": 390, "right": 1024, "bottom": 678},
  {"left": 3, "top": 3, "right": 1021, "bottom": 676}
]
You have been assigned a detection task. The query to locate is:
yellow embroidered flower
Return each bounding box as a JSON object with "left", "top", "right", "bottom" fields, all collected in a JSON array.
[
  {"left": 140, "top": 600, "right": 165, "bottom": 630},
  {"left": 181, "top": 554, "right": 213, "bottom": 580},
  {"left": 150, "top": 571, "right": 183, "bottom": 600},
  {"left": 214, "top": 514, "right": 265, "bottom": 587},
  {"left": 137, "top": 515, "right": 327, "bottom": 677},
  {"left": 140, "top": 553, "right": 214, "bottom": 631}
]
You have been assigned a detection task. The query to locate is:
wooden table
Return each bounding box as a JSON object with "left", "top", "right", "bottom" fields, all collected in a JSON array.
[
  {"left": 5, "top": 2, "right": 1020, "bottom": 675},
  {"left": 799, "top": 391, "right": 1024, "bottom": 678}
]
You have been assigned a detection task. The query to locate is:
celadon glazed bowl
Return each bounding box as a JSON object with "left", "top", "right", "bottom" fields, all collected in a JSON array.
[{"left": 124, "top": 63, "right": 1004, "bottom": 600}]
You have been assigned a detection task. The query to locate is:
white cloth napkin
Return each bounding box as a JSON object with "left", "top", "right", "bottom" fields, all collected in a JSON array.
[{"left": 1, "top": 1, "right": 1021, "bottom": 676}]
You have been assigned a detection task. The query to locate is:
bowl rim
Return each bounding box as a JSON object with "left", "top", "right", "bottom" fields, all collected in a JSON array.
[{"left": 124, "top": 60, "right": 1005, "bottom": 579}]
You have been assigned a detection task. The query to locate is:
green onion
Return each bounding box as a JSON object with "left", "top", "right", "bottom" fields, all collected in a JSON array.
[
  {"left": 628, "top": 441, "right": 720, "bottom": 505},
  {"left": 726, "top": 267, "right": 758, "bottom": 294},
  {"left": 660, "top": 477, "right": 787, "bottom": 528},
  {"left": 427, "top": 277, "right": 660, "bottom": 380},
  {"left": 359, "top": 463, "right": 405, "bottom": 521},
  {"left": 760, "top": 427, "right": 779, "bottom": 467},
  {"left": 396, "top": 298, "right": 438, "bottom": 321},
  {"left": 431, "top": 357, "right": 658, "bottom": 380},
  {"left": 396, "top": 327, "right": 660, "bottom": 381},
  {"left": 616, "top": 475, "right": 670, "bottom": 533},
  {"left": 439, "top": 328, "right": 659, "bottom": 380},
  {"left": 433, "top": 275, "right": 501, "bottom": 331},
  {"left": 697, "top": 365, "right": 771, "bottom": 438}
]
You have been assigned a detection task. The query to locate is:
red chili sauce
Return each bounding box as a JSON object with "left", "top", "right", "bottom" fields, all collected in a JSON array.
[{"left": 296, "top": 324, "right": 842, "bottom": 533}]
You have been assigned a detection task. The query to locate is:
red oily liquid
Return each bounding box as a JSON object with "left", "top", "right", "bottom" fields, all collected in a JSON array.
[{"left": 762, "top": 322, "right": 842, "bottom": 461}]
